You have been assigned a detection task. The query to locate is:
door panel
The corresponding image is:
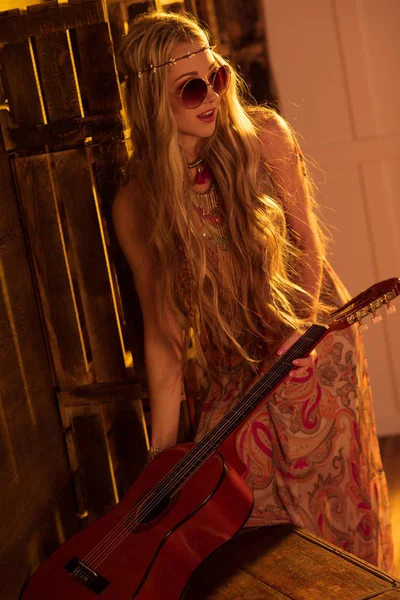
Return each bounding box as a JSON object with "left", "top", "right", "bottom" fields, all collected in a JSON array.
[{"left": 262, "top": 0, "right": 400, "bottom": 434}]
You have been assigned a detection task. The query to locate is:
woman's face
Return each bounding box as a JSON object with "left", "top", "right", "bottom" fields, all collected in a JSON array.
[{"left": 167, "top": 40, "right": 221, "bottom": 153}]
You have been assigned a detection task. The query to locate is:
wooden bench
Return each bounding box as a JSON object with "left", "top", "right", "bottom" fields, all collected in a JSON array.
[{"left": 184, "top": 525, "right": 399, "bottom": 599}]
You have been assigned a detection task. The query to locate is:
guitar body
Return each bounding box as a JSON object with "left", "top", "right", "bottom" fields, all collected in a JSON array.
[{"left": 21, "top": 443, "right": 253, "bottom": 600}]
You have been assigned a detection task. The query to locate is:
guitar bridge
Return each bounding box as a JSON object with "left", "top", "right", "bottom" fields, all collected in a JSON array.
[{"left": 65, "top": 557, "right": 110, "bottom": 595}]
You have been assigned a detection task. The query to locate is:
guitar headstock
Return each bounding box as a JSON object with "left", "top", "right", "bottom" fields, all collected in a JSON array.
[{"left": 326, "top": 277, "right": 400, "bottom": 332}]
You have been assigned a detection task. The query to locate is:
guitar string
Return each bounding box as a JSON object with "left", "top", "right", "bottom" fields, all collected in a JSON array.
[
  {"left": 83, "top": 330, "right": 325, "bottom": 569},
  {"left": 84, "top": 331, "right": 325, "bottom": 569}
]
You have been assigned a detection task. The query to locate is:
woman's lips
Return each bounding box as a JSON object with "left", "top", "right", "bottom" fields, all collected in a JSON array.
[{"left": 197, "top": 108, "right": 217, "bottom": 122}]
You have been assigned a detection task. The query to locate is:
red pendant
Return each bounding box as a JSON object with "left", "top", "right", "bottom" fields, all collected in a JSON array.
[
  {"left": 195, "top": 170, "right": 206, "bottom": 185},
  {"left": 195, "top": 163, "right": 212, "bottom": 185}
]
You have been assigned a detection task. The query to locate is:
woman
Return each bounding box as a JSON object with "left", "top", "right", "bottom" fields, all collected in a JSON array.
[{"left": 113, "top": 11, "right": 393, "bottom": 573}]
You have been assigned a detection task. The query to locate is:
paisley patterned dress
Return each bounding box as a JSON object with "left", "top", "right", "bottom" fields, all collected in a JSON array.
[
  {"left": 193, "top": 263, "right": 394, "bottom": 574},
  {"left": 186, "top": 174, "right": 394, "bottom": 574}
]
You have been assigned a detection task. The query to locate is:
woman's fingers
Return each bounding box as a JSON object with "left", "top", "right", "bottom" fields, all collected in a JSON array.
[
  {"left": 276, "top": 330, "right": 302, "bottom": 355},
  {"left": 293, "top": 351, "right": 316, "bottom": 368},
  {"left": 277, "top": 338, "right": 318, "bottom": 383}
]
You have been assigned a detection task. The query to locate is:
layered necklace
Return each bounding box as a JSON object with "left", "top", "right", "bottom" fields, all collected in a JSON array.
[
  {"left": 188, "top": 157, "right": 229, "bottom": 251},
  {"left": 188, "top": 157, "right": 238, "bottom": 294}
]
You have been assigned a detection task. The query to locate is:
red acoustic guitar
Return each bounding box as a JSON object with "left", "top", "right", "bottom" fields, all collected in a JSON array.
[{"left": 21, "top": 278, "right": 399, "bottom": 600}]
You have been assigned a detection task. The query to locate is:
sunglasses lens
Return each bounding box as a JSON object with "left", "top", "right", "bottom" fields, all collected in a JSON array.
[
  {"left": 180, "top": 66, "right": 231, "bottom": 108},
  {"left": 181, "top": 78, "right": 208, "bottom": 108},
  {"left": 212, "top": 65, "right": 230, "bottom": 96}
]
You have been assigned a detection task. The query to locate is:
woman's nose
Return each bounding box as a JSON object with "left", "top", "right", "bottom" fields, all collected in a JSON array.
[{"left": 205, "top": 82, "right": 219, "bottom": 102}]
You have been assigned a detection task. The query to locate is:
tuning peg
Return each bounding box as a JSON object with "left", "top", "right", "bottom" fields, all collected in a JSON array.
[
  {"left": 370, "top": 306, "right": 383, "bottom": 324},
  {"left": 371, "top": 314, "right": 382, "bottom": 324},
  {"left": 386, "top": 304, "right": 396, "bottom": 315},
  {"left": 355, "top": 312, "right": 368, "bottom": 332},
  {"left": 384, "top": 295, "right": 397, "bottom": 315}
]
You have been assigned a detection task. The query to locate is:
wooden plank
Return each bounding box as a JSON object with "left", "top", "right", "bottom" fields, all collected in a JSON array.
[
  {"left": 0, "top": 436, "right": 76, "bottom": 549},
  {"left": 373, "top": 590, "right": 400, "bottom": 598},
  {"left": 0, "top": 111, "right": 15, "bottom": 154},
  {"left": 90, "top": 141, "right": 144, "bottom": 380},
  {"left": 72, "top": 406, "right": 118, "bottom": 521},
  {"left": 60, "top": 378, "right": 146, "bottom": 401},
  {"left": 58, "top": 381, "right": 148, "bottom": 502},
  {"left": 0, "top": 0, "right": 107, "bottom": 44},
  {"left": 91, "top": 137, "right": 127, "bottom": 223},
  {"left": 53, "top": 146, "right": 126, "bottom": 381},
  {"left": 72, "top": 22, "right": 121, "bottom": 115},
  {"left": 110, "top": 250, "right": 146, "bottom": 379},
  {"left": 0, "top": 150, "right": 79, "bottom": 583},
  {"left": 106, "top": 1, "right": 127, "bottom": 58},
  {"left": 99, "top": 137, "right": 145, "bottom": 383},
  {"left": 103, "top": 399, "right": 148, "bottom": 494},
  {"left": 33, "top": 31, "right": 82, "bottom": 122},
  {"left": 0, "top": 437, "right": 78, "bottom": 600},
  {"left": 109, "top": 246, "right": 145, "bottom": 379},
  {"left": 194, "top": 0, "right": 221, "bottom": 46},
  {"left": 3, "top": 113, "right": 123, "bottom": 152},
  {"left": 185, "top": 561, "right": 290, "bottom": 599},
  {"left": 185, "top": 526, "right": 397, "bottom": 600},
  {"left": 379, "top": 436, "right": 400, "bottom": 578},
  {"left": 0, "top": 135, "right": 60, "bottom": 482},
  {"left": 0, "top": 67, "right": 5, "bottom": 105},
  {"left": 125, "top": 2, "right": 156, "bottom": 27},
  {"left": 0, "top": 147, "right": 20, "bottom": 488},
  {"left": 58, "top": 402, "right": 89, "bottom": 522},
  {"left": 12, "top": 153, "right": 92, "bottom": 387},
  {"left": 0, "top": 389, "right": 16, "bottom": 492},
  {"left": 0, "top": 41, "right": 44, "bottom": 127}
]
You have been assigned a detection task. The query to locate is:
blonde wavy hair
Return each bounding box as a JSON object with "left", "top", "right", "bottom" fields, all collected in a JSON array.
[{"left": 118, "top": 11, "right": 324, "bottom": 372}]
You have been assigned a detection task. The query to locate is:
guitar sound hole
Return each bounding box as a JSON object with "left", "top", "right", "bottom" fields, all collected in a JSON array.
[
  {"left": 139, "top": 495, "right": 171, "bottom": 525},
  {"left": 129, "top": 492, "right": 179, "bottom": 533}
]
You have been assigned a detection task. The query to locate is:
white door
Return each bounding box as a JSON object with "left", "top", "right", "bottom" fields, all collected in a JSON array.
[{"left": 261, "top": 0, "right": 400, "bottom": 435}]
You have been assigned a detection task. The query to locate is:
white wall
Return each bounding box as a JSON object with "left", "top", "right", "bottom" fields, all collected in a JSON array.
[{"left": 261, "top": 0, "right": 400, "bottom": 435}]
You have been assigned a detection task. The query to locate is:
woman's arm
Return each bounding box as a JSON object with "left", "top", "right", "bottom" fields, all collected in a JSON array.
[
  {"left": 112, "top": 185, "right": 182, "bottom": 450},
  {"left": 258, "top": 111, "right": 324, "bottom": 321}
]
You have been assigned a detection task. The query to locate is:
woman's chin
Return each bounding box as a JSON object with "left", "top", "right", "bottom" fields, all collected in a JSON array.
[
  {"left": 177, "top": 122, "right": 217, "bottom": 146},
  {"left": 194, "top": 121, "right": 217, "bottom": 139}
]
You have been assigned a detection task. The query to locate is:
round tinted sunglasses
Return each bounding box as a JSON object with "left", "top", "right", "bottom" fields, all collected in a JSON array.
[{"left": 173, "top": 64, "right": 231, "bottom": 109}]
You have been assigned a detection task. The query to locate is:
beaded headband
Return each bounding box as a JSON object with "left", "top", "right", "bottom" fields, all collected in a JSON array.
[{"left": 126, "top": 44, "right": 216, "bottom": 81}]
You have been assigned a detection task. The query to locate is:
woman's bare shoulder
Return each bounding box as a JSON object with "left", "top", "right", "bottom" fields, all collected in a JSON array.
[
  {"left": 248, "top": 106, "right": 296, "bottom": 163},
  {"left": 248, "top": 105, "right": 291, "bottom": 134}
]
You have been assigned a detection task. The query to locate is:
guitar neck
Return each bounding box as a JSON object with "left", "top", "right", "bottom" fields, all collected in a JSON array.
[
  {"left": 155, "top": 324, "right": 328, "bottom": 498},
  {"left": 194, "top": 324, "right": 328, "bottom": 457}
]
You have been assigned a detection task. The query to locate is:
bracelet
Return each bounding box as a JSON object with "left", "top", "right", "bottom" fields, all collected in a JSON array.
[{"left": 147, "top": 446, "right": 163, "bottom": 462}]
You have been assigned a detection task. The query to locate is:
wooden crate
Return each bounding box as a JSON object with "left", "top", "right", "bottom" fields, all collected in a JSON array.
[
  {"left": 0, "top": 0, "right": 130, "bottom": 388},
  {"left": 0, "top": 0, "right": 150, "bottom": 530},
  {"left": 0, "top": 113, "right": 79, "bottom": 600},
  {"left": 12, "top": 147, "right": 128, "bottom": 387},
  {"left": 185, "top": 525, "right": 400, "bottom": 599}
]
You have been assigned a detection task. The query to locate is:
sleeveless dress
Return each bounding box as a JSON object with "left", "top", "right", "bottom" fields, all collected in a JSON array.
[{"left": 184, "top": 175, "right": 394, "bottom": 574}]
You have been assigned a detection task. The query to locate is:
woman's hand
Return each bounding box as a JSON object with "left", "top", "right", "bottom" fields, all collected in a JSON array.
[{"left": 277, "top": 330, "right": 318, "bottom": 382}]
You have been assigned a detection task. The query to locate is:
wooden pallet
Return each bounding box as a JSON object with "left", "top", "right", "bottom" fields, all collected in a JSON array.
[{"left": 0, "top": 0, "right": 146, "bottom": 525}]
